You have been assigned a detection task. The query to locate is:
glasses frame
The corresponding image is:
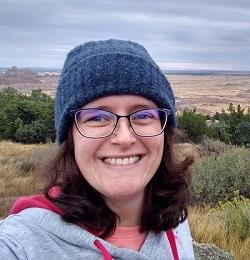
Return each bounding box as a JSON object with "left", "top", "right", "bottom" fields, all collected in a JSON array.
[{"left": 70, "top": 108, "right": 171, "bottom": 139}]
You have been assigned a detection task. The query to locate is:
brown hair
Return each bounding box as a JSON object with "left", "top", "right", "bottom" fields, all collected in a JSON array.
[{"left": 42, "top": 125, "right": 193, "bottom": 238}]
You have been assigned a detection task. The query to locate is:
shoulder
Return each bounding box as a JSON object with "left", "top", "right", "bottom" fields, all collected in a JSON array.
[
  {"left": 173, "top": 219, "right": 195, "bottom": 260},
  {"left": 0, "top": 209, "right": 46, "bottom": 259},
  {"left": 0, "top": 208, "right": 54, "bottom": 238},
  {"left": 0, "top": 208, "right": 103, "bottom": 259},
  {"left": 173, "top": 218, "right": 192, "bottom": 238},
  {"left": 0, "top": 207, "right": 70, "bottom": 246},
  {"left": 0, "top": 207, "right": 94, "bottom": 246}
]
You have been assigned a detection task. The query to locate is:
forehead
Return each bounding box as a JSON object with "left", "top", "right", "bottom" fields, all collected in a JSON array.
[{"left": 82, "top": 95, "right": 158, "bottom": 110}]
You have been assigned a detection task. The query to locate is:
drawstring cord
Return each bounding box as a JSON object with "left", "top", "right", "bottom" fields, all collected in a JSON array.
[
  {"left": 166, "top": 230, "right": 179, "bottom": 260},
  {"left": 94, "top": 240, "right": 112, "bottom": 260}
]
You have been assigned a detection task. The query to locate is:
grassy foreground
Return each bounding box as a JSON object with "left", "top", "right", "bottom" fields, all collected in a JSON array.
[
  {"left": 189, "top": 205, "right": 249, "bottom": 260},
  {"left": 0, "top": 141, "right": 54, "bottom": 216},
  {"left": 0, "top": 141, "right": 249, "bottom": 259}
]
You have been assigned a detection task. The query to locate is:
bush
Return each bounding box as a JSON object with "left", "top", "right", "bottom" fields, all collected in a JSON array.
[
  {"left": 0, "top": 88, "right": 55, "bottom": 144},
  {"left": 212, "top": 104, "right": 250, "bottom": 147},
  {"left": 210, "top": 194, "right": 250, "bottom": 240},
  {"left": 199, "top": 137, "right": 234, "bottom": 155},
  {"left": 191, "top": 147, "right": 250, "bottom": 205},
  {"left": 235, "top": 121, "right": 250, "bottom": 147},
  {"left": 177, "top": 109, "right": 208, "bottom": 143}
]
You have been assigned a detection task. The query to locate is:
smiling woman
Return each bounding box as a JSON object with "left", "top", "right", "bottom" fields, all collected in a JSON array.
[
  {"left": 73, "top": 95, "right": 165, "bottom": 210},
  {"left": 0, "top": 39, "right": 195, "bottom": 259}
]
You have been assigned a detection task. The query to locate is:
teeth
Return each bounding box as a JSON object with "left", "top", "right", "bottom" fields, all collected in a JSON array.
[{"left": 104, "top": 156, "right": 140, "bottom": 165}]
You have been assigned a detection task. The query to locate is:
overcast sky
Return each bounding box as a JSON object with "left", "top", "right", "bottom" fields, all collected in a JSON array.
[{"left": 1, "top": 0, "right": 250, "bottom": 70}]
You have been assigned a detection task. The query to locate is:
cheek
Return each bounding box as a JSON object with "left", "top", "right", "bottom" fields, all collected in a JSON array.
[
  {"left": 155, "top": 137, "right": 164, "bottom": 168},
  {"left": 72, "top": 127, "right": 92, "bottom": 166},
  {"left": 145, "top": 135, "right": 164, "bottom": 168},
  {"left": 72, "top": 126, "right": 103, "bottom": 169},
  {"left": 152, "top": 135, "right": 164, "bottom": 157}
]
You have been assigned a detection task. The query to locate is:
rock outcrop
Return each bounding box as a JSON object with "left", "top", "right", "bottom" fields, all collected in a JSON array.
[
  {"left": 193, "top": 241, "right": 235, "bottom": 260},
  {"left": 0, "top": 66, "right": 40, "bottom": 84}
]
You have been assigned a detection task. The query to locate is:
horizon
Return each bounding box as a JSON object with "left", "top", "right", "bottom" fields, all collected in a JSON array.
[{"left": 1, "top": 66, "right": 250, "bottom": 74}]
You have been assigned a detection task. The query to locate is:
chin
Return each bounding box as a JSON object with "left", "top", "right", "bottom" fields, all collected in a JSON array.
[{"left": 108, "top": 185, "right": 144, "bottom": 200}]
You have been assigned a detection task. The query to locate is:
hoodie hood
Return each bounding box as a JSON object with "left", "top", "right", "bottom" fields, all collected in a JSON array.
[{"left": 10, "top": 194, "right": 61, "bottom": 215}]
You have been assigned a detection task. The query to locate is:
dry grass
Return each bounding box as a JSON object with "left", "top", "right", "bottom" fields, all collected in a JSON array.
[
  {"left": 168, "top": 74, "right": 250, "bottom": 115},
  {"left": 0, "top": 141, "right": 55, "bottom": 216},
  {"left": 189, "top": 206, "right": 250, "bottom": 260}
]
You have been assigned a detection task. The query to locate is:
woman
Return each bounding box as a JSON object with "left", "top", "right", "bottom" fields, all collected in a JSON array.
[{"left": 0, "top": 39, "right": 195, "bottom": 259}]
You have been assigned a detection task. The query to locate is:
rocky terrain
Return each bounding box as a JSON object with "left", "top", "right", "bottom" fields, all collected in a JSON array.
[{"left": 0, "top": 67, "right": 59, "bottom": 96}]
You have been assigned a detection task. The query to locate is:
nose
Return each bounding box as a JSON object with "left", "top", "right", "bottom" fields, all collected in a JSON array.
[{"left": 110, "top": 118, "right": 137, "bottom": 146}]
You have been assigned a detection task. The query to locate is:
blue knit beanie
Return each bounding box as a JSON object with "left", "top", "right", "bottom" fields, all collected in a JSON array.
[{"left": 55, "top": 39, "right": 176, "bottom": 143}]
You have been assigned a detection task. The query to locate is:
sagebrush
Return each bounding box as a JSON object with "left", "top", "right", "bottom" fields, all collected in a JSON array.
[{"left": 191, "top": 146, "right": 250, "bottom": 205}]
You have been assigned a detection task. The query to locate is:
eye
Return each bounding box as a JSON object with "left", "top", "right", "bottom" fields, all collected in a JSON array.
[
  {"left": 134, "top": 113, "right": 151, "bottom": 120},
  {"left": 86, "top": 115, "right": 109, "bottom": 122},
  {"left": 131, "top": 109, "right": 158, "bottom": 120},
  {"left": 76, "top": 109, "right": 115, "bottom": 127}
]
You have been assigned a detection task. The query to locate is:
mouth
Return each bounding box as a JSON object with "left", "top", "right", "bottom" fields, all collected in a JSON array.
[{"left": 102, "top": 155, "right": 141, "bottom": 166}]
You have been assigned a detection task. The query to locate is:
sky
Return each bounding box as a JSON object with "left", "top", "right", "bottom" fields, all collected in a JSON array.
[{"left": 1, "top": 0, "right": 250, "bottom": 71}]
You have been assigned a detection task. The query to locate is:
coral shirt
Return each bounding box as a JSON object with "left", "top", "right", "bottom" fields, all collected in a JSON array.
[{"left": 106, "top": 226, "right": 147, "bottom": 251}]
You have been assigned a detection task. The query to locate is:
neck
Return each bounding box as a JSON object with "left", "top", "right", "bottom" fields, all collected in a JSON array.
[{"left": 106, "top": 193, "right": 144, "bottom": 227}]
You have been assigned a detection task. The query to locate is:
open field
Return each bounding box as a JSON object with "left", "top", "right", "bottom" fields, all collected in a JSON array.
[
  {"left": 168, "top": 74, "right": 250, "bottom": 115},
  {"left": 0, "top": 71, "right": 250, "bottom": 115}
]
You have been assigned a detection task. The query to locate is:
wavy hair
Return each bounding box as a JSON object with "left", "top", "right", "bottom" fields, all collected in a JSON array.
[{"left": 42, "top": 125, "right": 193, "bottom": 238}]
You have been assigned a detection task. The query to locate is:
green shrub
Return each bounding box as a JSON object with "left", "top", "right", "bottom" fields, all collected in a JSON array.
[
  {"left": 199, "top": 137, "right": 234, "bottom": 155},
  {"left": 191, "top": 147, "right": 250, "bottom": 205},
  {"left": 210, "top": 194, "right": 250, "bottom": 240},
  {"left": 177, "top": 109, "right": 208, "bottom": 143},
  {"left": 212, "top": 103, "right": 250, "bottom": 147},
  {"left": 0, "top": 88, "right": 55, "bottom": 144},
  {"left": 235, "top": 121, "right": 250, "bottom": 147}
]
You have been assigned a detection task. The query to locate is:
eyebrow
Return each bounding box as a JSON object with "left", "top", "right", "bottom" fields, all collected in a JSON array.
[{"left": 94, "top": 103, "right": 157, "bottom": 111}]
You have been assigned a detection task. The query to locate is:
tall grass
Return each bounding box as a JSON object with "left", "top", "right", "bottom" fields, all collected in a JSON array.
[
  {"left": 189, "top": 204, "right": 250, "bottom": 260},
  {"left": 0, "top": 141, "right": 55, "bottom": 216}
]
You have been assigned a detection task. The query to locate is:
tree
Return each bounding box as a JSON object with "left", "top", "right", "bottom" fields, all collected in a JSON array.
[
  {"left": 0, "top": 88, "right": 55, "bottom": 143},
  {"left": 177, "top": 109, "right": 208, "bottom": 143},
  {"left": 235, "top": 121, "right": 250, "bottom": 147},
  {"left": 211, "top": 103, "right": 250, "bottom": 146}
]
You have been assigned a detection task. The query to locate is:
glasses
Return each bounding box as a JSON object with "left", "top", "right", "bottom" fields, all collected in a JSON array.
[{"left": 70, "top": 108, "right": 171, "bottom": 139}]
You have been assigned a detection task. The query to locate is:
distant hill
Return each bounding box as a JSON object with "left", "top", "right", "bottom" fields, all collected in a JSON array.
[
  {"left": 0, "top": 66, "right": 41, "bottom": 84},
  {"left": 0, "top": 67, "right": 61, "bottom": 73}
]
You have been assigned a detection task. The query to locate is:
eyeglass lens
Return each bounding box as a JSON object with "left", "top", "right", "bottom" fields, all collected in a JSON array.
[{"left": 74, "top": 108, "right": 168, "bottom": 138}]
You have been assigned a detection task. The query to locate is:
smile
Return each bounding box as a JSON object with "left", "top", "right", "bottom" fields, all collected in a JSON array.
[{"left": 103, "top": 156, "right": 140, "bottom": 166}]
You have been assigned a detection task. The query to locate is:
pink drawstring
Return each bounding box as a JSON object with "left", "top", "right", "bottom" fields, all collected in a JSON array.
[
  {"left": 94, "top": 240, "right": 113, "bottom": 260},
  {"left": 166, "top": 230, "right": 179, "bottom": 260}
]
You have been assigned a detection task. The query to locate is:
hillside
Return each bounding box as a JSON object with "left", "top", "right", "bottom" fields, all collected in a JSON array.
[
  {"left": 0, "top": 66, "right": 40, "bottom": 84},
  {"left": 0, "top": 66, "right": 59, "bottom": 95}
]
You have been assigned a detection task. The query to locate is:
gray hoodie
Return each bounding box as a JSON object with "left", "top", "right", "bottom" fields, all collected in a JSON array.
[{"left": 0, "top": 198, "right": 195, "bottom": 259}]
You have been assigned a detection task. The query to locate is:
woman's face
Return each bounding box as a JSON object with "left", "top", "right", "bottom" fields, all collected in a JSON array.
[{"left": 72, "top": 95, "right": 164, "bottom": 205}]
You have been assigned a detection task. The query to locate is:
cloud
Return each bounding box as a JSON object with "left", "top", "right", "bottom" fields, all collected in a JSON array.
[{"left": 0, "top": 0, "right": 249, "bottom": 70}]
